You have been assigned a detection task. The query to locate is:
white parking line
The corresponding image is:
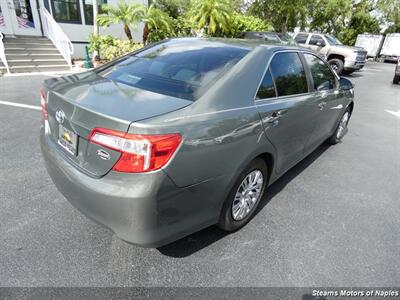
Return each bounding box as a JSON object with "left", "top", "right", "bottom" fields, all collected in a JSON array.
[
  {"left": 385, "top": 109, "right": 400, "bottom": 118},
  {"left": 0, "top": 100, "right": 41, "bottom": 111}
]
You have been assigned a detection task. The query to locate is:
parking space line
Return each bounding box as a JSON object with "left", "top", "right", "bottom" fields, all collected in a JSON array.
[
  {"left": 385, "top": 109, "right": 400, "bottom": 118},
  {"left": 0, "top": 100, "right": 41, "bottom": 111}
]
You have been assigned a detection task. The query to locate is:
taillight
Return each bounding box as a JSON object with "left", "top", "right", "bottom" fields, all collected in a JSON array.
[
  {"left": 89, "top": 128, "right": 182, "bottom": 173},
  {"left": 40, "top": 88, "right": 48, "bottom": 120}
]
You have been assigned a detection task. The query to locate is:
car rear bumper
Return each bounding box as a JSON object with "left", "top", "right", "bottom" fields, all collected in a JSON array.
[
  {"left": 344, "top": 59, "right": 366, "bottom": 71},
  {"left": 40, "top": 127, "right": 224, "bottom": 247}
]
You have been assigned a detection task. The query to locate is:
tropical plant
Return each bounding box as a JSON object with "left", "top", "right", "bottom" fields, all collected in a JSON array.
[
  {"left": 172, "top": 15, "right": 195, "bottom": 37},
  {"left": 189, "top": 0, "right": 233, "bottom": 36},
  {"left": 88, "top": 34, "right": 143, "bottom": 61},
  {"left": 151, "top": 0, "right": 191, "bottom": 18},
  {"left": 142, "top": 5, "right": 175, "bottom": 44},
  {"left": 97, "top": 1, "right": 144, "bottom": 40},
  {"left": 101, "top": 39, "right": 143, "bottom": 60}
]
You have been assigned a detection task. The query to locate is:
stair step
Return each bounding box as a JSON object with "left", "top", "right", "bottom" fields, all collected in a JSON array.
[
  {"left": 8, "top": 59, "right": 68, "bottom": 66},
  {"left": 3, "top": 37, "right": 51, "bottom": 43},
  {"left": 5, "top": 41, "right": 54, "bottom": 47},
  {"left": 5, "top": 46, "right": 57, "bottom": 51},
  {"left": 5, "top": 49, "right": 60, "bottom": 54},
  {"left": 5, "top": 53, "right": 64, "bottom": 60},
  {"left": 2, "top": 36, "right": 71, "bottom": 73},
  {"left": 3, "top": 64, "right": 71, "bottom": 73}
]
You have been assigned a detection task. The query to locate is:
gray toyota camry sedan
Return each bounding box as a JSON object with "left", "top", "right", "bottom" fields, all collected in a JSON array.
[{"left": 40, "top": 38, "right": 354, "bottom": 247}]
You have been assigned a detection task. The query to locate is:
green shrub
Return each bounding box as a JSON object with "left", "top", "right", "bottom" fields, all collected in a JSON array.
[
  {"left": 89, "top": 34, "right": 143, "bottom": 61},
  {"left": 229, "top": 13, "right": 273, "bottom": 37},
  {"left": 102, "top": 39, "right": 143, "bottom": 60},
  {"left": 173, "top": 15, "right": 194, "bottom": 37}
]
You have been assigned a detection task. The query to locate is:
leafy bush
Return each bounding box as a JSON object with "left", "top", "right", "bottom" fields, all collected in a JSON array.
[
  {"left": 89, "top": 34, "right": 143, "bottom": 61},
  {"left": 102, "top": 39, "right": 143, "bottom": 60},
  {"left": 229, "top": 13, "right": 273, "bottom": 37},
  {"left": 144, "top": 6, "right": 175, "bottom": 43},
  {"left": 172, "top": 15, "right": 194, "bottom": 37}
]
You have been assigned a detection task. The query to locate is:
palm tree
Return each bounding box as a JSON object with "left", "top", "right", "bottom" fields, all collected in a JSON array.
[
  {"left": 141, "top": 5, "right": 173, "bottom": 44},
  {"left": 97, "top": 1, "right": 145, "bottom": 41},
  {"left": 190, "top": 0, "right": 233, "bottom": 36}
]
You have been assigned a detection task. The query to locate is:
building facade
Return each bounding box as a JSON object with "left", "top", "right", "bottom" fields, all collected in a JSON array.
[{"left": 0, "top": 0, "right": 145, "bottom": 58}]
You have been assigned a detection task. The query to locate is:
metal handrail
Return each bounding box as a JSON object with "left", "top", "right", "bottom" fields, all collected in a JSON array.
[
  {"left": 0, "top": 32, "right": 10, "bottom": 74},
  {"left": 40, "top": 7, "right": 74, "bottom": 69}
]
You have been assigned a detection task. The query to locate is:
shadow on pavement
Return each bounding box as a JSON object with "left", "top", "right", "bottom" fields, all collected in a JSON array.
[
  {"left": 157, "top": 143, "right": 331, "bottom": 258},
  {"left": 342, "top": 72, "right": 364, "bottom": 78}
]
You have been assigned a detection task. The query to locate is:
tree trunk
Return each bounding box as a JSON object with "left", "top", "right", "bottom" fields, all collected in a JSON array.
[
  {"left": 124, "top": 24, "right": 133, "bottom": 41},
  {"left": 143, "top": 23, "right": 149, "bottom": 44},
  {"left": 281, "top": 15, "right": 288, "bottom": 34}
]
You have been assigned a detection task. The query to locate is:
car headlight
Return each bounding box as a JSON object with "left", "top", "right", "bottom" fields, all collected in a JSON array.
[{"left": 352, "top": 51, "right": 359, "bottom": 59}]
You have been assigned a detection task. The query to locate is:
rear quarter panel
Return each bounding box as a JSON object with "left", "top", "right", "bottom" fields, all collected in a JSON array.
[{"left": 129, "top": 46, "right": 281, "bottom": 189}]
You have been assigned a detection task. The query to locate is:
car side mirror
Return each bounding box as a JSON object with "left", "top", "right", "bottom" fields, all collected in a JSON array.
[
  {"left": 316, "top": 42, "right": 325, "bottom": 47},
  {"left": 339, "top": 77, "right": 353, "bottom": 90}
]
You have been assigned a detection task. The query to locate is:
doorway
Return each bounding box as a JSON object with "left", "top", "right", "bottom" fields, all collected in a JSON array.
[{"left": 0, "top": 0, "right": 42, "bottom": 36}]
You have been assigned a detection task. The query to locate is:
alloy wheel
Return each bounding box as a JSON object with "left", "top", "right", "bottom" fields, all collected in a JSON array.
[
  {"left": 232, "top": 170, "right": 264, "bottom": 221},
  {"left": 336, "top": 111, "right": 350, "bottom": 139}
]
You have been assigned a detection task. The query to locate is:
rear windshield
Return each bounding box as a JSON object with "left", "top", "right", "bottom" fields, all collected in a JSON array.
[{"left": 98, "top": 41, "right": 250, "bottom": 101}]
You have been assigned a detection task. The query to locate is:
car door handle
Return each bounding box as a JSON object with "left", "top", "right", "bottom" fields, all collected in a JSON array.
[
  {"left": 266, "top": 110, "right": 285, "bottom": 124},
  {"left": 318, "top": 101, "right": 327, "bottom": 110},
  {"left": 320, "top": 91, "right": 330, "bottom": 98}
]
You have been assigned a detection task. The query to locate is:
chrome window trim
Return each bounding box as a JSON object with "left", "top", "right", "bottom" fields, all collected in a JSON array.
[{"left": 255, "top": 92, "right": 312, "bottom": 107}]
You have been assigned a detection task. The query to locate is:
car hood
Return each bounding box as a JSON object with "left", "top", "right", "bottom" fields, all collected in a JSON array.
[{"left": 331, "top": 44, "right": 367, "bottom": 54}]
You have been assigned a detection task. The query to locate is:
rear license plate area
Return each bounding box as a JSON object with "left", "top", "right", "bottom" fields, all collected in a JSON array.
[{"left": 58, "top": 124, "right": 78, "bottom": 155}]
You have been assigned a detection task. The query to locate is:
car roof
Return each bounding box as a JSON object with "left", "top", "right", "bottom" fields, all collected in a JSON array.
[
  {"left": 165, "top": 37, "right": 300, "bottom": 51},
  {"left": 297, "top": 32, "right": 326, "bottom": 36}
]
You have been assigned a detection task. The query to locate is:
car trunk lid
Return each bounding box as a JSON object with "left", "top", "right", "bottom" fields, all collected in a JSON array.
[{"left": 44, "top": 72, "right": 191, "bottom": 177}]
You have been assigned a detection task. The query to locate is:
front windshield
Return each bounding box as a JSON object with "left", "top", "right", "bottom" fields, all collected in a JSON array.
[
  {"left": 325, "top": 35, "right": 343, "bottom": 45},
  {"left": 98, "top": 40, "right": 249, "bottom": 101}
]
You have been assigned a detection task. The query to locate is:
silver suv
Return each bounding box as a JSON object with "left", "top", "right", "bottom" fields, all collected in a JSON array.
[{"left": 294, "top": 32, "right": 367, "bottom": 75}]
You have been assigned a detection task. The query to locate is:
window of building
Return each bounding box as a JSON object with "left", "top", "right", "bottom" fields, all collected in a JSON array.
[
  {"left": 51, "top": 0, "right": 81, "bottom": 23},
  {"left": 269, "top": 52, "right": 309, "bottom": 96},
  {"left": 303, "top": 53, "right": 337, "bottom": 91},
  {"left": 84, "top": 0, "right": 107, "bottom": 25},
  {"left": 294, "top": 33, "right": 309, "bottom": 44},
  {"left": 256, "top": 69, "right": 276, "bottom": 100}
]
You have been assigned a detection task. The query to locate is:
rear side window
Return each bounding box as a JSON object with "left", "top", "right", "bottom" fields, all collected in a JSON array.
[
  {"left": 309, "top": 35, "right": 326, "bottom": 46},
  {"left": 295, "top": 33, "right": 309, "bottom": 44},
  {"left": 304, "top": 53, "right": 336, "bottom": 91},
  {"left": 270, "top": 52, "right": 308, "bottom": 96},
  {"left": 99, "top": 41, "right": 249, "bottom": 101},
  {"left": 256, "top": 69, "right": 276, "bottom": 99}
]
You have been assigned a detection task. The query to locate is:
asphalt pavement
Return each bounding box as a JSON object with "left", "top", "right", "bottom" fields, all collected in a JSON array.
[{"left": 0, "top": 62, "right": 399, "bottom": 287}]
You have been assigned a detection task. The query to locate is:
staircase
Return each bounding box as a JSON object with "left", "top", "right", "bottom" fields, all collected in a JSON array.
[{"left": 0, "top": 36, "right": 71, "bottom": 74}]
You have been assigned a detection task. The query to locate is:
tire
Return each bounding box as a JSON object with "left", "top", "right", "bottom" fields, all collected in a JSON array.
[
  {"left": 329, "top": 107, "right": 351, "bottom": 145},
  {"left": 218, "top": 158, "right": 268, "bottom": 232},
  {"left": 328, "top": 58, "right": 344, "bottom": 75},
  {"left": 393, "top": 75, "right": 400, "bottom": 84}
]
